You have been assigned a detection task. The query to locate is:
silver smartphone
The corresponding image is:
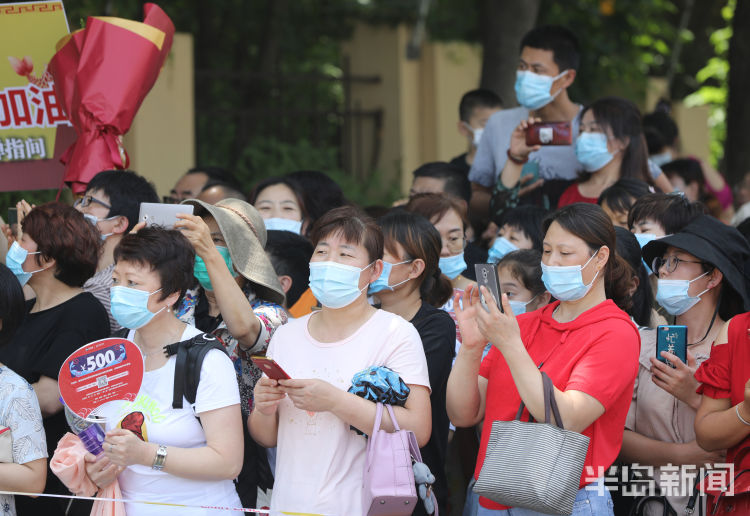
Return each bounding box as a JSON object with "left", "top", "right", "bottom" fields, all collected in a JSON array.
[
  {"left": 475, "top": 263, "right": 503, "bottom": 313},
  {"left": 138, "top": 203, "right": 194, "bottom": 229}
]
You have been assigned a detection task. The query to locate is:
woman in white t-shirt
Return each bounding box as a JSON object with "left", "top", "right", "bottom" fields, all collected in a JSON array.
[
  {"left": 82, "top": 227, "right": 243, "bottom": 516},
  {"left": 249, "top": 206, "right": 432, "bottom": 515}
]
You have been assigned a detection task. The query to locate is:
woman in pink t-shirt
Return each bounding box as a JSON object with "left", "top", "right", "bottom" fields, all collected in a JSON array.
[{"left": 248, "top": 206, "right": 432, "bottom": 515}]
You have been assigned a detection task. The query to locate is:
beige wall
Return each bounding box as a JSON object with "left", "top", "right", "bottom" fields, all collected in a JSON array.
[
  {"left": 645, "top": 77, "right": 710, "bottom": 163},
  {"left": 123, "top": 33, "right": 195, "bottom": 199},
  {"left": 342, "top": 23, "right": 482, "bottom": 195}
]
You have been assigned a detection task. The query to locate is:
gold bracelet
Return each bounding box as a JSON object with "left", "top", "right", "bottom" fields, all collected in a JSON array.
[{"left": 735, "top": 404, "right": 750, "bottom": 426}]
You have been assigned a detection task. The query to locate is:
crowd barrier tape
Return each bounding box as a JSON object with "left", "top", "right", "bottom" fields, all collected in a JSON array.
[{"left": 0, "top": 490, "right": 329, "bottom": 515}]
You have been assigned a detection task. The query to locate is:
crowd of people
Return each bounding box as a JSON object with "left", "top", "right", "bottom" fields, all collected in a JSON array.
[{"left": 1, "top": 22, "right": 750, "bottom": 516}]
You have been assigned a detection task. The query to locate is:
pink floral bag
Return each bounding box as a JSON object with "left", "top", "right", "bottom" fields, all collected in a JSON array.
[{"left": 362, "top": 403, "right": 420, "bottom": 516}]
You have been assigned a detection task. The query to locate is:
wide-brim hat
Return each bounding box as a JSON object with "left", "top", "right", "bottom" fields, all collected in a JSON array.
[
  {"left": 642, "top": 214, "right": 750, "bottom": 310},
  {"left": 182, "top": 198, "right": 285, "bottom": 306}
]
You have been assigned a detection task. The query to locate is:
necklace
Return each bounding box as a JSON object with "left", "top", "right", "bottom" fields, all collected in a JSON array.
[{"left": 135, "top": 323, "right": 184, "bottom": 358}]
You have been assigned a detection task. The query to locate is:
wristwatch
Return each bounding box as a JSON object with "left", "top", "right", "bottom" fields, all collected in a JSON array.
[{"left": 152, "top": 444, "right": 168, "bottom": 471}]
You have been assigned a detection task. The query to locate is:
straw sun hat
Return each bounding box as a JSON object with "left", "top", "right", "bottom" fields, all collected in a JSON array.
[{"left": 182, "top": 198, "right": 285, "bottom": 305}]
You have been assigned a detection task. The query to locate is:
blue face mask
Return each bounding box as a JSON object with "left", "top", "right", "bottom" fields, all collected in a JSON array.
[
  {"left": 368, "top": 260, "right": 413, "bottom": 295},
  {"left": 508, "top": 295, "right": 537, "bottom": 316},
  {"left": 541, "top": 250, "right": 600, "bottom": 302},
  {"left": 110, "top": 286, "right": 165, "bottom": 330},
  {"left": 439, "top": 252, "right": 467, "bottom": 280},
  {"left": 309, "top": 261, "right": 373, "bottom": 309},
  {"left": 634, "top": 233, "right": 658, "bottom": 275},
  {"left": 575, "top": 132, "right": 615, "bottom": 172},
  {"left": 6, "top": 241, "right": 44, "bottom": 286},
  {"left": 193, "top": 246, "right": 238, "bottom": 291},
  {"left": 83, "top": 213, "right": 118, "bottom": 241},
  {"left": 264, "top": 217, "right": 302, "bottom": 234},
  {"left": 655, "top": 272, "right": 710, "bottom": 316},
  {"left": 650, "top": 152, "right": 672, "bottom": 167},
  {"left": 488, "top": 237, "right": 518, "bottom": 263},
  {"left": 514, "top": 70, "right": 568, "bottom": 110}
]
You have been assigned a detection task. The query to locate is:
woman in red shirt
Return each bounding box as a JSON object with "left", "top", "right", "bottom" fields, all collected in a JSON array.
[
  {"left": 557, "top": 97, "right": 667, "bottom": 207},
  {"left": 447, "top": 203, "right": 640, "bottom": 515}
]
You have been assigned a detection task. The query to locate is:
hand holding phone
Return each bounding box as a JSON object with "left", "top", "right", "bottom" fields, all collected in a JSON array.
[
  {"left": 475, "top": 263, "right": 503, "bottom": 314},
  {"left": 251, "top": 356, "right": 291, "bottom": 380},
  {"left": 656, "top": 325, "right": 687, "bottom": 368},
  {"left": 525, "top": 121, "right": 573, "bottom": 146},
  {"left": 138, "top": 203, "right": 194, "bottom": 229}
]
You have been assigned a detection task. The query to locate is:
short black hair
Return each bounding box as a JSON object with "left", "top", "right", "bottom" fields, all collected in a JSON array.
[
  {"left": 661, "top": 158, "right": 705, "bottom": 186},
  {"left": 286, "top": 170, "right": 347, "bottom": 227},
  {"left": 597, "top": 178, "right": 651, "bottom": 214},
  {"left": 627, "top": 193, "right": 705, "bottom": 234},
  {"left": 520, "top": 25, "right": 580, "bottom": 72},
  {"left": 113, "top": 226, "right": 195, "bottom": 308},
  {"left": 459, "top": 89, "right": 502, "bottom": 123},
  {"left": 186, "top": 166, "right": 231, "bottom": 183},
  {"left": 643, "top": 110, "right": 678, "bottom": 151},
  {"left": 412, "top": 162, "right": 471, "bottom": 203},
  {"left": 86, "top": 170, "right": 159, "bottom": 231},
  {"left": 200, "top": 180, "right": 247, "bottom": 201},
  {"left": 0, "top": 263, "right": 26, "bottom": 347},
  {"left": 265, "top": 230, "right": 314, "bottom": 307},
  {"left": 498, "top": 205, "right": 549, "bottom": 251}
]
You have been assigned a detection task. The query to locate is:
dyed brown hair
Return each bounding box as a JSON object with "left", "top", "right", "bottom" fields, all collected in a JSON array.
[{"left": 309, "top": 206, "right": 384, "bottom": 263}]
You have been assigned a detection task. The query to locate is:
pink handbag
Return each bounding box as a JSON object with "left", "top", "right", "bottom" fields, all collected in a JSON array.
[{"left": 363, "top": 403, "right": 432, "bottom": 516}]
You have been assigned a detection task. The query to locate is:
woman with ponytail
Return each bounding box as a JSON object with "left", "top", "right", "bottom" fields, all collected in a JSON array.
[
  {"left": 371, "top": 210, "right": 456, "bottom": 516},
  {"left": 448, "top": 203, "right": 640, "bottom": 515}
]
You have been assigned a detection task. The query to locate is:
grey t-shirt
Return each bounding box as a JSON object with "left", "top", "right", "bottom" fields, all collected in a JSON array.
[{"left": 468, "top": 106, "right": 583, "bottom": 187}]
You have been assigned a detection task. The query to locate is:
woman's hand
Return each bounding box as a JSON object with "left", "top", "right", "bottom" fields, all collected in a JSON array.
[
  {"left": 102, "top": 429, "right": 150, "bottom": 468},
  {"left": 129, "top": 221, "right": 146, "bottom": 234},
  {"left": 84, "top": 452, "right": 123, "bottom": 489},
  {"left": 475, "top": 289, "right": 523, "bottom": 352},
  {"left": 508, "top": 117, "right": 542, "bottom": 162},
  {"left": 174, "top": 213, "right": 215, "bottom": 258},
  {"left": 454, "top": 285, "right": 487, "bottom": 352},
  {"left": 650, "top": 351, "right": 701, "bottom": 409},
  {"left": 676, "top": 439, "right": 726, "bottom": 467},
  {"left": 277, "top": 379, "right": 341, "bottom": 413},
  {"left": 253, "top": 376, "right": 286, "bottom": 415}
]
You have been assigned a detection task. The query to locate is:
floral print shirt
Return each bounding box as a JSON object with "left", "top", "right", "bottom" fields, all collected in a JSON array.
[
  {"left": 0, "top": 366, "right": 47, "bottom": 516},
  {"left": 176, "top": 284, "right": 287, "bottom": 416}
]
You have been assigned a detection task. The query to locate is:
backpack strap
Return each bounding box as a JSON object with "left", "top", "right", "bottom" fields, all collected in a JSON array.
[{"left": 164, "top": 333, "right": 227, "bottom": 409}]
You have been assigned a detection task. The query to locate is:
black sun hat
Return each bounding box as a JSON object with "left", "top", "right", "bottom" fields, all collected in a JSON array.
[{"left": 642, "top": 214, "right": 750, "bottom": 312}]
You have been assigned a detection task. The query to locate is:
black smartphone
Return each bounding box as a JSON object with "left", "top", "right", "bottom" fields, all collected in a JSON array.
[
  {"left": 475, "top": 263, "right": 503, "bottom": 313},
  {"left": 656, "top": 325, "right": 687, "bottom": 368},
  {"left": 7, "top": 207, "right": 17, "bottom": 226}
]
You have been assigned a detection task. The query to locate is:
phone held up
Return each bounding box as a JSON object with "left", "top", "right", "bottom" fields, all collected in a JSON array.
[
  {"left": 475, "top": 263, "right": 503, "bottom": 314},
  {"left": 250, "top": 356, "right": 292, "bottom": 381},
  {"left": 138, "top": 202, "right": 194, "bottom": 229},
  {"left": 655, "top": 325, "right": 687, "bottom": 368},
  {"left": 525, "top": 121, "right": 573, "bottom": 146}
]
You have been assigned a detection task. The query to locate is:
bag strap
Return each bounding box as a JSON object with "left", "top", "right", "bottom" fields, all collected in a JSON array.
[
  {"left": 365, "top": 402, "right": 384, "bottom": 468},
  {"left": 385, "top": 404, "right": 400, "bottom": 431},
  {"left": 542, "top": 372, "right": 565, "bottom": 429},
  {"left": 514, "top": 361, "right": 545, "bottom": 422}
]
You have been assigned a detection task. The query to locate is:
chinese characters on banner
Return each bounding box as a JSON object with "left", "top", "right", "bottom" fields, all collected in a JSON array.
[{"left": 0, "top": 1, "right": 74, "bottom": 190}]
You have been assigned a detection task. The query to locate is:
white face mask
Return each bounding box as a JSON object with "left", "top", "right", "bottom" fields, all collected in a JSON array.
[{"left": 463, "top": 122, "right": 484, "bottom": 147}]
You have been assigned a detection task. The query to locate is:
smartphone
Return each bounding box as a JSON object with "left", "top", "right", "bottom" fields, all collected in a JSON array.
[
  {"left": 525, "top": 121, "right": 573, "bottom": 146},
  {"left": 138, "top": 203, "right": 194, "bottom": 229},
  {"left": 7, "top": 208, "right": 17, "bottom": 226},
  {"left": 250, "top": 356, "right": 291, "bottom": 381},
  {"left": 656, "top": 325, "right": 687, "bottom": 368},
  {"left": 475, "top": 263, "right": 503, "bottom": 313}
]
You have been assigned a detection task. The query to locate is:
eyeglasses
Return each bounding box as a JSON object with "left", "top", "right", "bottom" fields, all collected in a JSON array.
[
  {"left": 652, "top": 255, "right": 706, "bottom": 275},
  {"left": 74, "top": 195, "right": 111, "bottom": 210}
]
